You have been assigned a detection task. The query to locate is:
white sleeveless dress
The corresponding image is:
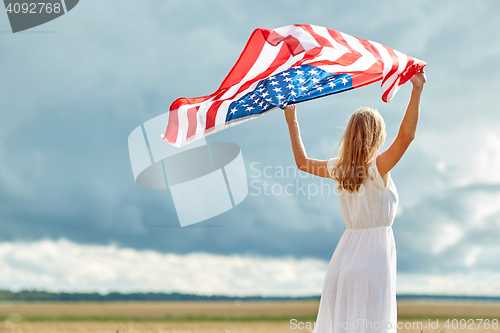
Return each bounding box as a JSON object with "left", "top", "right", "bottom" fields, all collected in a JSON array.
[{"left": 312, "top": 154, "right": 399, "bottom": 333}]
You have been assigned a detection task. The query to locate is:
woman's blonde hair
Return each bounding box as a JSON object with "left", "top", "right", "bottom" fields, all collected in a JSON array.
[{"left": 331, "top": 107, "right": 386, "bottom": 192}]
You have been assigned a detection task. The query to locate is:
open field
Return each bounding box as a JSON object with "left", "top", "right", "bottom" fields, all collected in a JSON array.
[{"left": 1, "top": 300, "right": 499, "bottom": 332}]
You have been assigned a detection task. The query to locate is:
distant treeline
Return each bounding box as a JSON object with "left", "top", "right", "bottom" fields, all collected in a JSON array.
[
  {"left": 0, "top": 290, "right": 499, "bottom": 302},
  {"left": 397, "top": 294, "right": 500, "bottom": 302},
  {"left": 0, "top": 290, "right": 320, "bottom": 302}
]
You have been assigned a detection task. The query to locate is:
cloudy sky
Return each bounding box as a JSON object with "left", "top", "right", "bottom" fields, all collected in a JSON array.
[{"left": 1, "top": 0, "right": 499, "bottom": 297}]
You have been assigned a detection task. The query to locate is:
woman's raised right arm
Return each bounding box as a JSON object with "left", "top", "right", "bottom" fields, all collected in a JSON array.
[{"left": 377, "top": 68, "right": 427, "bottom": 178}]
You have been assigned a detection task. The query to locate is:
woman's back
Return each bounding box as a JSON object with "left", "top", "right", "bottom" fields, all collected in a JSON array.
[{"left": 328, "top": 154, "right": 399, "bottom": 230}]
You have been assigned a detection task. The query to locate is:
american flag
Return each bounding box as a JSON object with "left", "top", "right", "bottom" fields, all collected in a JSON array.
[{"left": 163, "top": 24, "right": 426, "bottom": 148}]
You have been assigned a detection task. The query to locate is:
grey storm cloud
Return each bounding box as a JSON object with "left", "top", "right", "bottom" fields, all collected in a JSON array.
[{"left": 0, "top": 0, "right": 499, "bottom": 279}]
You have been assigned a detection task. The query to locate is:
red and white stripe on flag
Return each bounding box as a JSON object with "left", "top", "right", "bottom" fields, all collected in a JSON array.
[{"left": 163, "top": 24, "right": 426, "bottom": 148}]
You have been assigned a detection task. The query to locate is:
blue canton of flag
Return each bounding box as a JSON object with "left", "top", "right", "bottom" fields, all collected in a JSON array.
[{"left": 226, "top": 64, "right": 353, "bottom": 122}]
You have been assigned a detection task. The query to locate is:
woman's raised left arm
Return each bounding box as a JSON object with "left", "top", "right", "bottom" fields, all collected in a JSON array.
[{"left": 284, "top": 104, "right": 331, "bottom": 178}]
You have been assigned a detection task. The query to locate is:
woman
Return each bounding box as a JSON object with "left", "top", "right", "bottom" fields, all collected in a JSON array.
[{"left": 284, "top": 68, "right": 426, "bottom": 333}]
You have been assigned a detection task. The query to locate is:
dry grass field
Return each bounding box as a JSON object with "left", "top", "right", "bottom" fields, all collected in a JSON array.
[{"left": 0, "top": 300, "right": 499, "bottom": 332}]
